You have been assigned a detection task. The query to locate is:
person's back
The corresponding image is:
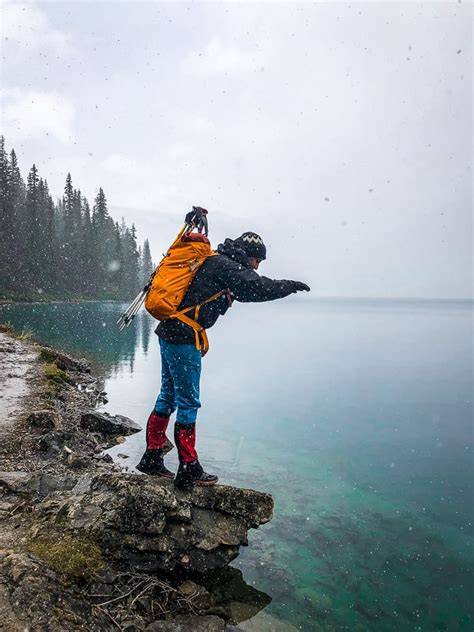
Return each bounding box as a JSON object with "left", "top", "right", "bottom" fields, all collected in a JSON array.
[
  {"left": 157, "top": 235, "right": 308, "bottom": 344},
  {"left": 137, "top": 227, "right": 310, "bottom": 489}
]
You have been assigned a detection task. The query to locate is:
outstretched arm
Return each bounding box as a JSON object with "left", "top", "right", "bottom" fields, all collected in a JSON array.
[{"left": 219, "top": 262, "right": 310, "bottom": 303}]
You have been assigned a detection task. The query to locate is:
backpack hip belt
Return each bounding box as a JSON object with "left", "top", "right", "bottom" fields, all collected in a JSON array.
[{"left": 173, "top": 290, "right": 227, "bottom": 357}]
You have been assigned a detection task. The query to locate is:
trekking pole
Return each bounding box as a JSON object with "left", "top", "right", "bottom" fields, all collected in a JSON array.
[
  {"left": 118, "top": 287, "right": 146, "bottom": 324},
  {"left": 117, "top": 294, "right": 144, "bottom": 331},
  {"left": 117, "top": 289, "right": 147, "bottom": 330},
  {"left": 117, "top": 271, "right": 155, "bottom": 331},
  {"left": 117, "top": 278, "right": 153, "bottom": 329}
]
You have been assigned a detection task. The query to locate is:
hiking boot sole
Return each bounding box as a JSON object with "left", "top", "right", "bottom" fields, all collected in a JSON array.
[
  {"left": 195, "top": 478, "right": 218, "bottom": 486},
  {"left": 155, "top": 471, "right": 175, "bottom": 479},
  {"left": 136, "top": 466, "right": 175, "bottom": 479}
]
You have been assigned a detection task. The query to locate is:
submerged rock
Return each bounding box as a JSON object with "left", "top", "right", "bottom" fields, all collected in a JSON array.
[
  {"left": 227, "top": 611, "right": 300, "bottom": 631},
  {"left": 31, "top": 473, "right": 273, "bottom": 573}
]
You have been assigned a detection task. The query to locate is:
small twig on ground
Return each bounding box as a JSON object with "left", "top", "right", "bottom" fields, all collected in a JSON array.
[
  {"left": 96, "top": 578, "right": 149, "bottom": 607},
  {"left": 9, "top": 501, "right": 26, "bottom": 516},
  {"left": 95, "top": 605, "right": 123, "bottom": 631},
  {"left": 129, "top": 580, "right": 158, "bottom": 608}
]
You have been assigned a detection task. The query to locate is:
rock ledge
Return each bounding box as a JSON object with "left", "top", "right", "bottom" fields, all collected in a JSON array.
[{"left": 32, "top": 472, "right": 273, "bottom": 573}]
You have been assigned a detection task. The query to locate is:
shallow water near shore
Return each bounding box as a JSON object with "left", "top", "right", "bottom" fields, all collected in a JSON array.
[{"left": 1, "top": 297, "right": 472, "bottom": 630}]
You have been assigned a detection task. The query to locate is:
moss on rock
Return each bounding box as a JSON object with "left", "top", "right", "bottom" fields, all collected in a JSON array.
[
  {"left": 43, "top": 362, "right": 71, "bottom": 384},
  {"left": 39, "top": 347, "right": 60, "bottom": 364},
  {"left": 27, "top": 534, "right": 104, "bottom": 580}
]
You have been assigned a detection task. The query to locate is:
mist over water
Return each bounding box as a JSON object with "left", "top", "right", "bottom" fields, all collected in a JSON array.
[{"left": 1, "top": 298, "right": 472, "bottom": 630}]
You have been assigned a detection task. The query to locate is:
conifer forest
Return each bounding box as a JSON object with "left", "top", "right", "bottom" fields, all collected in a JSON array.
[{"left": 0, "top": 137, "right": 154, "bottom": 301}]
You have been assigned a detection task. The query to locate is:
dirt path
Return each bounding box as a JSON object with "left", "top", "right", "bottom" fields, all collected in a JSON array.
[{"left": 0, "top": 333, "right": 37, "bottom": 428}]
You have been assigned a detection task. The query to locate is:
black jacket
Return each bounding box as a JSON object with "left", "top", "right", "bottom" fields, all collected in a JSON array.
[{"left": 156, "top": 238, "right": 299, "bottom": 344}]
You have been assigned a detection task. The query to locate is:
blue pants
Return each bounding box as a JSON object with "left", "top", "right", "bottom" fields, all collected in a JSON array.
[{"left": 154, "top": 338, "right": 202, "bottom": 425}]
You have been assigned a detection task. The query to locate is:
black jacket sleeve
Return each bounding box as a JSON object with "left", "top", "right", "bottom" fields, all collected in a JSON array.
[{"left": 218, "top": 260, "right": 296, "bottom": 303}]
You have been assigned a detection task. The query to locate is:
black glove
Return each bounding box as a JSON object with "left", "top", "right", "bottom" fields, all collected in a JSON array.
[{"left": 291, "top": 281, "right": 310, "bottom": 293}]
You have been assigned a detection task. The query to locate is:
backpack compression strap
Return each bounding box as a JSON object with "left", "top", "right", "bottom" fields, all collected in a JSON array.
[{"left": 173, "top": 290, "right": 227, "bottom": 357}]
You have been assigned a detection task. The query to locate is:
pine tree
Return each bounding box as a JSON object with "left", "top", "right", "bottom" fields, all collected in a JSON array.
[
  {"left": 63, "top": 173, "right": 74, "bottom": 231},
  {"left": 0, "top": 137, "right": 11, "bottom": 292},
  {"left": 39, "top": 179, "right": 57, "bottom": 294},
  {"left": 123, "top": 223, "right": 139, "bottom": 297},
  {"left": 92, "top": 187, "right": 115, "bottom": 296},
  {"left": 141, "top": 239, "right": 154, "bottom": 284},
  {"left": 9, "top": 150, "right": 26, "bottom": 216},
  {"left": 8, "top": 149, "right": 26, "bottom": 293},
  {"left": 61, "top": 173, "right": 75, "bottom": 291},
  {"left": 81, "top": 198, "right": 94, "bottom": 296},
  {"left": 24, "top": 165, "right": 41, "bottom": 289},
  {"left": 71, "top": 189, "right": 84, "bottom": 294}
]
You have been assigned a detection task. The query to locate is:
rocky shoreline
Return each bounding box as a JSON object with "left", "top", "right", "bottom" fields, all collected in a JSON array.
[{"left": 0, "top": 327, "right": 274, "bottom": 631}]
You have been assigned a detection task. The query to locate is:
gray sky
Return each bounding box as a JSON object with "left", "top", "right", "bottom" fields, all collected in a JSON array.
[{"left": 1, "top": 0, "right": 472, "bottom": 298}]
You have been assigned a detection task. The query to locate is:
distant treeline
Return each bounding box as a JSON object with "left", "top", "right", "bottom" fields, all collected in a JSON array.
[{"left": 0, "top": 136, "right": 154, "bottom": 301}]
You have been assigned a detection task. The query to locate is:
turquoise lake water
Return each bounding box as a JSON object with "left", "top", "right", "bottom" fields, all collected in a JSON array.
[{"left": 1, "top": 298, "right": 472, "bottom": 631}]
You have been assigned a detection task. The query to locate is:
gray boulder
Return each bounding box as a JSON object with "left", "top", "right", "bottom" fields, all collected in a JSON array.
[{"left": 80, "top": 411, "right": 141, "bottom": 436}]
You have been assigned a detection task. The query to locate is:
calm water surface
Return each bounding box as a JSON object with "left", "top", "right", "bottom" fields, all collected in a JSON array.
[{"left": 1, "top": 298, "right": 472, "bottom": 631}]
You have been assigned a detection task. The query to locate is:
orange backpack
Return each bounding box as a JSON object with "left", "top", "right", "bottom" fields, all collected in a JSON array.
[{"left": 145, "top": 224, "right": 225, "bottom": 356}]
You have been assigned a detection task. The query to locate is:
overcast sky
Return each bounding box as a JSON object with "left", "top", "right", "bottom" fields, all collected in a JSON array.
[{"left": 1, "top": 0, "right": 472, "bottom": 298}]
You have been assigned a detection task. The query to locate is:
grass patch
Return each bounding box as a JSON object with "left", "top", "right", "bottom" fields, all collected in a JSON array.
[
  {"left": 15, "top": 328, "right": 35, "bottom": 342},
  {"left": 43, "top": 362, "right": 71, "bottom": 384},
  {"left": 0, "top": 323, "right": 34, "bottom": 341},
  {"left": 28, "top": 535, "right": 104, "bottom": 580}
]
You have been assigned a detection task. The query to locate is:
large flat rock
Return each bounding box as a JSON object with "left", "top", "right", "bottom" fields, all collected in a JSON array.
[{"left": 31, "top": 473, "right": 274, "bottom": 573}]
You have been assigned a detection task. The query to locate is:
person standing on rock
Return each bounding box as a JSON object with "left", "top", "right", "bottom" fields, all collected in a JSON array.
[{"left": 136, "top": 224, "right": 310, "bottom": 489}]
